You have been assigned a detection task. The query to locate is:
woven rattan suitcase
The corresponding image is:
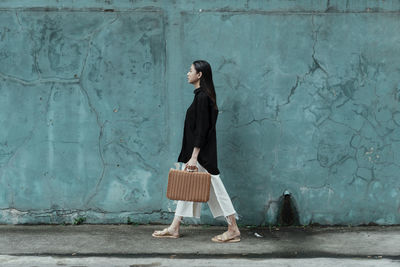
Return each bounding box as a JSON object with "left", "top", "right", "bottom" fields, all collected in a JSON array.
[{"left": 166, "top": 167, "right": 211, "bottom": 202}]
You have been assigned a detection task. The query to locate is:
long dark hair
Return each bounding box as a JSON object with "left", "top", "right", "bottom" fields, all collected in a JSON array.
[{"left": 193, "top": 60, "right": 218, "bottom": 110}]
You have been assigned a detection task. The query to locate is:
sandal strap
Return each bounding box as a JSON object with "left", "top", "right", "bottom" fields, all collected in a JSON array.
[
  {"left": 221, "top": 232, "right": 230, "bottom": 241},
  {"left": 214, "top": 232, "right": 228, "bottom": 241},
  {"left": 217, "top": 232, "right": 238, "bottom": 241},
  {"left": 154, "top": 228, "right": 170, "bottom": 236}
]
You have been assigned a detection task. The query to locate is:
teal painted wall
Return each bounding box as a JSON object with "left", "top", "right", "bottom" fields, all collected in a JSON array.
[{"left": 0, "top": 0, "right": 399, "bottom": 225}]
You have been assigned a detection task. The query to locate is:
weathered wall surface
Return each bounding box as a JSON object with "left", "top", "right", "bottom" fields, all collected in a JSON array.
[{"left": 0, "top": 0, "right": 399, "bottom": 225}]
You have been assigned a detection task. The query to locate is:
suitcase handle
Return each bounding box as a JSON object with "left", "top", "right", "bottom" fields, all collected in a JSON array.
[{"left": 184, "top": 164, "right": 198, "bottom": 172}]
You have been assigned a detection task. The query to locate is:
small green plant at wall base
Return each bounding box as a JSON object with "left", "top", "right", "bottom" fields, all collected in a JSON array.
[
  {"left": 237, "top": 223, "right": 246, "bottom": 228},
  {"left": 127, "top": 217, "right": 140, "bottom": 226},
  {"left": 73, "top": 217, "right": 86, "bottom": 225}
]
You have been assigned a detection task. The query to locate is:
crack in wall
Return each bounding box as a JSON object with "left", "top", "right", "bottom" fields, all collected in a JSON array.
[
  {"left": 114, "top": 143, "right": 157, "bottom": 173},
  {"left": 79, "top": 14, "right": 119, "bottom": 78},
  {"left": 78, "top": 83, "right": 106, "bottom": 207},
  {"left": 284, "top": 76, "right": 300, "bottom": 105},
  {"left": 309, "top": 15, "right": 328, "bottom": 76},
  {"left": 67, "top": 15, "right": 118, "bottom": 207},
  {"left": 273, "top": 15, "right": 329, "bottom": 120},
  {"left": 0, "top": 72, "right": 79, "bottom": 85},
  {"left": 233, "top": 115, "right": 279, "bottom": 128},
  {"left": 14, "top": 11, "right": 23, "bottom": 29}
]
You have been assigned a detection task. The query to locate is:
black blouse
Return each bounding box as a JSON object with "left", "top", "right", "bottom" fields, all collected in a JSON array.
[{"left": 177, "top": 87, "right": 220, "bottom": 175}]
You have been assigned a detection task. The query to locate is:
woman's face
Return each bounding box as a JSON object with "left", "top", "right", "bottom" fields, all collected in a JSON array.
[{"left": 187, "top": 64, "right": 201, "bottom": 84}]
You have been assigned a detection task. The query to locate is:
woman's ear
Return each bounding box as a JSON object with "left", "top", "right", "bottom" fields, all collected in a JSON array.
[{"left": 197, "top": 71, "right": 203, "bottom": 79}]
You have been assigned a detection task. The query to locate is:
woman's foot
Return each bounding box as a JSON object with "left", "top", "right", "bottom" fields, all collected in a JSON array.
[
  {"left": 211, "top": 229, "right": 241, "bottom": 243},
  {"left": 212, "top": 214, "right": 241, "bottom": 242},
  {"left": 152, "top": 227, "right": 180, "bottom": 238},
  {"left": 152, "top": 216, "right": 182, "bottom": 238}
]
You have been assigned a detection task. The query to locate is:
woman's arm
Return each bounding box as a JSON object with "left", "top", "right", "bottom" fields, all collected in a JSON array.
[
  {"left": 187, "top": 93, "right": 209, "bottom": 169},
  {"left": 187, "top": 147, "right": 200, "bottom": 167},
  {"left": 193, "top": 93, "right": 209, "bottom": 149}
]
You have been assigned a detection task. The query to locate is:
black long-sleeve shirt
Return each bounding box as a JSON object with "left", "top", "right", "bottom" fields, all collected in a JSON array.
[{"left": 177, "top": 87, "right": 220, "bottom": 175}]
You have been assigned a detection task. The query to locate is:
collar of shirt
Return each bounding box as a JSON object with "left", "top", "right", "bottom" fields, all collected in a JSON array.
[{"left": 193, "top": 87, "right": 203, "bottom": 95}]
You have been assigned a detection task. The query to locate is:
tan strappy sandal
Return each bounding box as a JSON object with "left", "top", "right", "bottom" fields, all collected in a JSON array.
[
  {"left": 152, "top": 228, "right": 180, "bottom": 239},
  {"left": 211, "top": 232, "right": 241, "bottom": 243}
]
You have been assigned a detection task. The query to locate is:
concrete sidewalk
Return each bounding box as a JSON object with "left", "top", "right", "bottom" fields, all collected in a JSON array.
[{"left": 0, "top": 224, "right": 399, "bottom": 259}]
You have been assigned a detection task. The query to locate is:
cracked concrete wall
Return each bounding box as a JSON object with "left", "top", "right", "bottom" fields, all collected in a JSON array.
[{"left": 0, "top": 0, "right": 399, "bottom": 225}]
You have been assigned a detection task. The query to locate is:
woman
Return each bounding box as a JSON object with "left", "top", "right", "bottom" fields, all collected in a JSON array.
[{"left": 152, "top": 60, "right": 241, "bottom": 243}]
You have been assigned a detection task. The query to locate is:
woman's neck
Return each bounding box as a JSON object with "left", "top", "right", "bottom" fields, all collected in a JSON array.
[{"left": 193, "top": 81, "right": 200, "bottom": 89}]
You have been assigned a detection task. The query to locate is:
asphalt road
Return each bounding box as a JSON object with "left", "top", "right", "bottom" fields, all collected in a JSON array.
[{"left": 0, "top": 256, "right": 399, "bottom": 267}]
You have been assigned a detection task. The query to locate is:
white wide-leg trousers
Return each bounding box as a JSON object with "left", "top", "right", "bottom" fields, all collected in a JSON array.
[{"left": 174, "top": 162, "right": 238, "bottom": 224}]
